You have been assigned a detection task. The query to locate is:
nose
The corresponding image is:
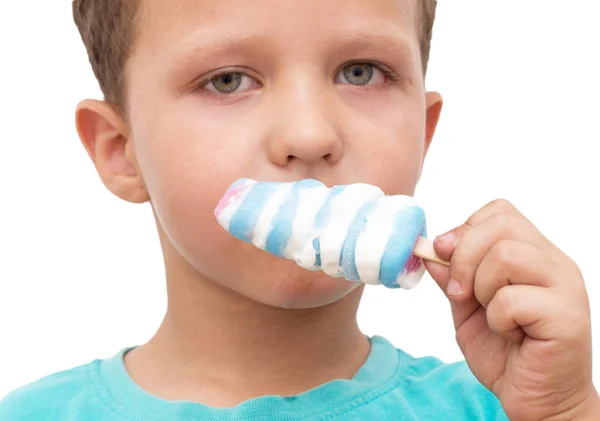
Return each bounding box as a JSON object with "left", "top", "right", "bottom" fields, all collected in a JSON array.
[{"left": 265, "top": 81, "right": 343, "bottom": 167}]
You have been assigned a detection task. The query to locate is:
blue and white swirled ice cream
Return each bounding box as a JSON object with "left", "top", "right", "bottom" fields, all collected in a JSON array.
[{"left": 214, "top": 179, "right": 428, "bottom": 289}]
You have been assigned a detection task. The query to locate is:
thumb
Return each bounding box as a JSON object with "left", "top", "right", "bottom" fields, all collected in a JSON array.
[
  {"left": 432, "top": 223, "right": 473, "bottom": 261},
  {"left": 422, "top": 227, "right": 465, "bottom": 292},
  {"left": 424, "top": 229, "right": 480, "bottom": 330}
]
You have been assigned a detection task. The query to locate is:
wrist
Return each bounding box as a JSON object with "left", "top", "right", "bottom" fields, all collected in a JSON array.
[
  {"left": 579, "top": 394, "right": 600, "bottom": 420},
  {"left": 568, "top": 388, "right": 600, "bottom": 421},
  {"left": 540, "top": 388, "right": 600, "bottom": 421}
]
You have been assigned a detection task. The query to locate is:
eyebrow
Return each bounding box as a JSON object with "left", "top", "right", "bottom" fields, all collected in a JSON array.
[
  {"left": 166, "top": 23, "right": 418, "bottom": 83},
  {"left": 163, "top": 30, "right": 268, "bottom": 84},
  {"left": 334, "top": 26, "right": 418, "bottom": 69},
  {"left": 169, "top": 29, "right": 270, "bottom": 65},
  {"left": 338, "top": 26, "right": 416, "bottom": 56}
]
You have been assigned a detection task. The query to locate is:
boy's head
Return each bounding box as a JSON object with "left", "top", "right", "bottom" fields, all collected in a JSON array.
[{"left": 73, "top": 0, "right": 443, "bottom": 309}]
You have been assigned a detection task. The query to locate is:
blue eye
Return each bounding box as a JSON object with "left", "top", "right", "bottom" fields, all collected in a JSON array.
[
  {"left": 210, "top": 72, "right": 242, "bottom": 93},
  {"left": 344, "top": 64, "right": 373, "bottom": 85},
  {"left": 336, "top": 63, "right": 388, "bottom": 86},
  {"left": 204, "top": 71, "right": 259, "bottom": 94}
]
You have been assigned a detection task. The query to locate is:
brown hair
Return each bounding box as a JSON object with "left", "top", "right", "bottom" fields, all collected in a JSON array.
[
  {"left": 418, "top": 0, "right": 437, "bottom": 75},
  {"left": 73, "top": 0, "right": 437, "bottom": 110},
  {"left": 73, "top": 0, "right": 140, "bottom": 110}
]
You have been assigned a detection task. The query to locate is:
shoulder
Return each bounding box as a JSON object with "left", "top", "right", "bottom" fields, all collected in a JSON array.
[
  {"left": 391, "top": 346, "right": 509, "bottom": 420},
  {"left": 0, "top": 361, "right": 106, "bottom": 421}
]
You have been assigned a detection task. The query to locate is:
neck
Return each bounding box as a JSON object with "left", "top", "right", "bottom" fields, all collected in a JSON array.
[{"left": 124, "top": 235, "right": 369, "bottom": 407}]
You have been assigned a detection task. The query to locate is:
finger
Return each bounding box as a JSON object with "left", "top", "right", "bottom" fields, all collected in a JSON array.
[
  {"left": 473, "top": 240, "right": 566, "bottom": 308},
  {"left": 433, "top": 199, "right": 526, "bottom": 263},
  {"left": 424, "top": 259, "right": 481, "bottom": 331},
  {"left": 433, "top": 223, "right": 471, "bottom": 262},
  {"left": 430, "top": 199, "right": 547, "bottom": 332},
  {"left": 449, "top": 212, "right": 552, "bottom": 304},
  {"left": 486, "top": 284, "right": 587, "bottom": 342}
]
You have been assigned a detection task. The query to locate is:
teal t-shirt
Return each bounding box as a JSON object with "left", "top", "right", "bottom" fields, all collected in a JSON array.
[{"left": 0, "top": 336, "right": 508, "bottom": 420}]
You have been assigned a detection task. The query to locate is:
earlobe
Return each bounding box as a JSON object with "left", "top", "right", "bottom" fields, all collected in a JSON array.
[
  {"left": 424, "top": 91, "right": 443, "bottom": 157},
  {"left": 75, "top": 99, "right": 150, "bottom": 204}
]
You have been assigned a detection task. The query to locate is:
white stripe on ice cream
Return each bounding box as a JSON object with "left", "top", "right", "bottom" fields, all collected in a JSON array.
[
  {"left": 298, "top": 240, "right": 320, "bottom": 271},
  {"left": 251, "top": 183, "right": 293, "bottom": 250},
  {"left": 354, "top": 195, "right": 419, "bottom": 285},
  {"left": 285, "top": 184, "right": 330, "bottom": 267},
  {"left": 319, "top": 184, "right": 384, "bottom": 278},
  {"left": 217, "top": 179, "right": 257, "bottom": 231}
]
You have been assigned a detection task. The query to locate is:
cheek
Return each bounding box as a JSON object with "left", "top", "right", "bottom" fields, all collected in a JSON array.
[
  {"left": 130, "top": 114, "right": 234, "bottom": 259},
  {"left": 342, "top": 92, "right": 426, "bottom": 194},
  {"left": 133, "top": 102, "right": 257, "bottom": 229}
]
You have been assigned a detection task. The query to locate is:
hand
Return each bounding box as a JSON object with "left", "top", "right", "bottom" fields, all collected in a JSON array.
[{"left": 424, "top": 199, "right": 600, "bottom": 421}]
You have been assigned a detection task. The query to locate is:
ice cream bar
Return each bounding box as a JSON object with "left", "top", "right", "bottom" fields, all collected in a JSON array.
[{"left": 215, "top": 178, "right": 440, "bottom": 289}]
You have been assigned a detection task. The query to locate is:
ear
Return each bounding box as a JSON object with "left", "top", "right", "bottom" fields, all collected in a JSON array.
[
  {"left": 75, "top": 100, "right": 150, "bottom": 204},
  {"left": 424, "top": 91, "right": 443, "bottom": 159}
]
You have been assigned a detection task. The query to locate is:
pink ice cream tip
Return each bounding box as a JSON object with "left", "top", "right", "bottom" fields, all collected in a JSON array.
[{"left": 214, "top": 179, "right": 254, "bottom": 219}]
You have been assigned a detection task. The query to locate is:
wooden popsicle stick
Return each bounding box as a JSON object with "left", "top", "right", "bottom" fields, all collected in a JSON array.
[{"left": 413, "top": 236, "right": 450, "bottom": 266}]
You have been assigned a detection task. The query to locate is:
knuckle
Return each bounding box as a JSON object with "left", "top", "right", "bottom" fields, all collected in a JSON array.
[
  {"left": 565, "top": 255, "right": 584, "bottom": 278},
  {"left": 488, "top": 198, "right": 516, "bottom": 213},
  {"left": 565, "top": 257, "right": 588, "bottom": 295},
  {"left": 486, "top": 212, "right": 525, "bottom": 240},
  {"left": 490, "top": 240, "right": 516, "bottom": 267},
  {"left": 487, "top": 211, "right": 513, "bottom": 227},
  {"left": 465, "top": 199, "right": 521, "bottom": 228},
  {"left": 464, "top": 214, "right": 478, "bottom": 229},
  {"left": 493, "top": 286, "right": 515, "bottom": 313}
]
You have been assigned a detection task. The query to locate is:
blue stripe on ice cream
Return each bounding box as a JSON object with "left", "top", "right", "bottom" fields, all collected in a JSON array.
[
  {"left": 228, "top": 182, "right": 280, "bottom": 242},
  {"left": 312, "top": 185, "right": 345, "bottom": 268},
  {"left": 379, "top": 206, "right": 426, "bottom": 289},
  {"left": 339, "top": 200, "right": 377, "bottom": 281},
  {"left": 312, "top": 238, "right": 321, "bottom": 267},
  {"left": 265, "top": 182, "right": 304, "bottom": 257}
]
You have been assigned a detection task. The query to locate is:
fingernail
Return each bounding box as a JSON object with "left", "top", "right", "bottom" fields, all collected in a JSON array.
[
  {"left": 447, "top": 278, "right": 463, "bottom": 296},
  {"left": 437, "top": 231, "right": 457, "bottom": 245}
]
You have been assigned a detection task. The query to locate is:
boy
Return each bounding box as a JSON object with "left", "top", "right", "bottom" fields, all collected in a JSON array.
[{"left": 1, "top": 0, "right": 598, "bottom": 420}]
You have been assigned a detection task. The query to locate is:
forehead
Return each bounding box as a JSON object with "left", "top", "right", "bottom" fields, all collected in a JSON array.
[{"left": 134, "top": 0, "right": 419, "bottom": 57}]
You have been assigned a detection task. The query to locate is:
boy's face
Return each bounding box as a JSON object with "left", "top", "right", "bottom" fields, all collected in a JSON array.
[{"left": 122, "top": 0, "right": 441, "bottom": 308}]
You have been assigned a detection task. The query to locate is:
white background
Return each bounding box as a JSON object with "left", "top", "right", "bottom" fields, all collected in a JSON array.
[{"left": 1, "top": 0, "right": 599, "bottom": 399}]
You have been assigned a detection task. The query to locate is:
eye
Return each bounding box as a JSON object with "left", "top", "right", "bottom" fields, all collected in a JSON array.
[
  {"left": 336, "top": 63, "right": 387, "bottom": 86},
  {"left": 204, "top": 71, "right": 259, "bottom": 94}
]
